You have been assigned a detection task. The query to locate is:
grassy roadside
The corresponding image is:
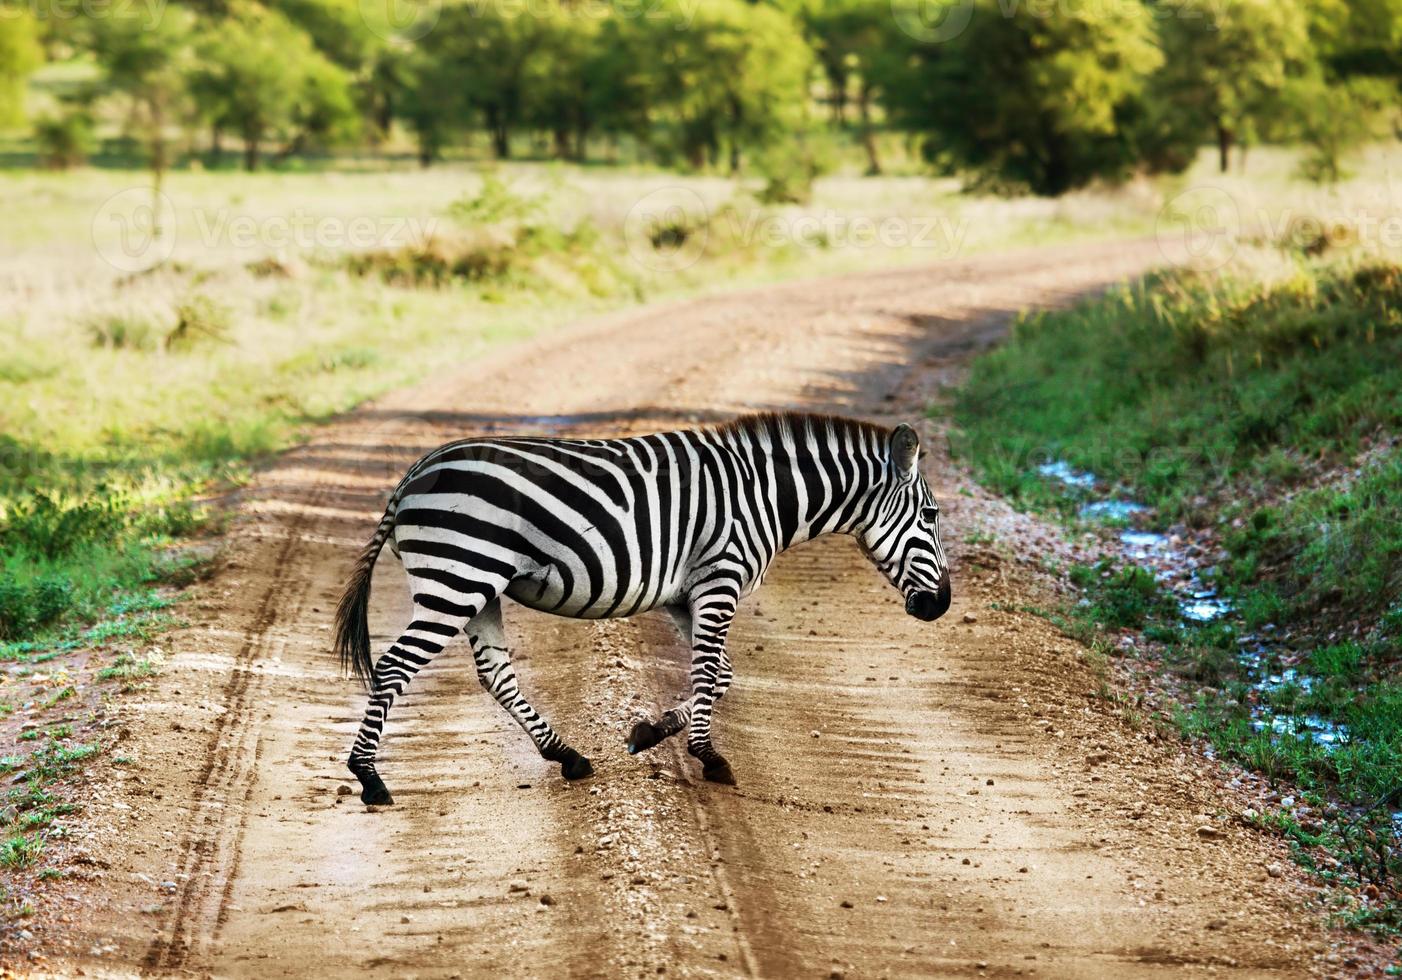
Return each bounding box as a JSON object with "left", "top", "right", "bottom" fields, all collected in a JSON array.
[{"left": 951, "top": 253, "right": 1402, "bottom": 939}]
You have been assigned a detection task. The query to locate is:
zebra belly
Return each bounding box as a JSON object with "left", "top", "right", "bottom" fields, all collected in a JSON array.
[{"left": 503, "top": 564, "right": 682, "bottom": 619}]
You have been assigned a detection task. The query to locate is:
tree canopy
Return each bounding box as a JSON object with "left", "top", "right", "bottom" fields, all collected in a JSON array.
[{"left": 4, "top": 0, "right": 1399, "bottom": 190}]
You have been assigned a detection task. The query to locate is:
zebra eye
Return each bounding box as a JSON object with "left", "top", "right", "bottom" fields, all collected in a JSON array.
[{"left": 921, "top": 507, "right": 938, "bottom": 525}]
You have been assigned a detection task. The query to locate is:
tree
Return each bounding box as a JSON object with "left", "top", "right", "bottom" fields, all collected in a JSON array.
[
  {"left": 190, "top": 4, "right": 357, "bottom": 170},
  {"left": 1153, "top": 0, "right": 1314, "bottom": 172},
  {"left": 522, "top": 5, "right": 602, "bottom": 160},
  {"left": 396, "top": 44, "right": 462, "bottom": 166},
  {"left": 881, "top": 0, "right": 1162, "bottom": 195},
  {"left": 0, "top": 10, "right": 42, "bottom": 129},
  {"left": 1284, "top": 75, "right": 1391, "bottom": 182},
  {"left": 788, "top": 0, "right": 893, "bottom": 173},
  {"left": 640, "top": 0, "right": 812, "bottom": 172},
  {"left": 416, "top": 1, "right": 547, "bottom": 160},
  {"left": 92, "top": 7, "right": 194, "bottom": 211}
]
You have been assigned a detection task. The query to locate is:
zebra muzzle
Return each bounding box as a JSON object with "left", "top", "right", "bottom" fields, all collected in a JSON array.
[{"left": 906, "top": 582, "right": 951, "bottom": 622}]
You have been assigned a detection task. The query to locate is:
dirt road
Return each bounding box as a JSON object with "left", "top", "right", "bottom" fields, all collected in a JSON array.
[{"left": 37, "top": 240, "right": 1365, "bottom": 977}]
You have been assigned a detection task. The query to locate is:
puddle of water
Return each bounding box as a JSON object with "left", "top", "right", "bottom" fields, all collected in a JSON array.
[
  {"left": 1182, "top": 595, "right": 1232, "bottom": 622},
  {"left": 1037, "top": 460, "right": 1096, "bottom": 489},
  {"left": 1120, "top": 530, "right": 1168, "bottom": 558},
  {"left": 1257, "top": 667, "right": 1318, "bottom": 695},
  {"left": 1038, "top": 460, "right": 1350, "bottom": 751},
  {"left": 1252, "top": 713, "right": 1348, "bottom": 747},
  {"left": 1079, "top": 500, "right": 1147, "bottom": 521}
]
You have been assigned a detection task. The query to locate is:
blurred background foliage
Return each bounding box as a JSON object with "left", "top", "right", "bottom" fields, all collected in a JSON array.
[{"left": 0, "top": 0, "right": 1400, "bottom": 195}]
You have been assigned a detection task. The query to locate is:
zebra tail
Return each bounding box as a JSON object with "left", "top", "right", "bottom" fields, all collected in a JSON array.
[{"left": 335, "top": 506, "right": 396, "bottom": 688}]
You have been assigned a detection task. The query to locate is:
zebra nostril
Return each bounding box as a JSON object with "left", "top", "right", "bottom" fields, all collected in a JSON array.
[{"left": 906, "top": 581, "right": 951, "bottom": 622}]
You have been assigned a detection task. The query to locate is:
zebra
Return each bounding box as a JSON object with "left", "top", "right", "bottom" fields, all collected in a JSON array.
[{"left": 335, "top": 412, "right": 951, "bottom": 804}]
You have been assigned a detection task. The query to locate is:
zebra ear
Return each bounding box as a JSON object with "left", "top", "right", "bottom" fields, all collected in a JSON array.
[{"left": 890, "top": 423, "right": 920, "bottom": 477}]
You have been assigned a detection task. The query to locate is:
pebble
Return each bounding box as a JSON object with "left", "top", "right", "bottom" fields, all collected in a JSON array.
[
  {"left": 336, "top": 785, "right": 353, "bottom": 797},
  {"left": 963, "top": 613, "right": 978, "bottom": 624},
  {"left": 839, "top": 900, "right": 854, "bottom": 909},
  {"left": 1266, "top": 864, "right": 1283, "bottom": 878},
  {"left": 508, "top": 881, "right": 529, "bottom": 894},
  {"left": 539, "top": 894, "right": 555, "bottom": 907},
  {"left": 400, "top": 915, "right": 412, "bottom": 924}
]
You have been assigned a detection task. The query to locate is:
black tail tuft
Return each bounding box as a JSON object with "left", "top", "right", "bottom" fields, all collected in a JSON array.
[{"left": 335, "top": 518, "right": 391, "bottom": 688}]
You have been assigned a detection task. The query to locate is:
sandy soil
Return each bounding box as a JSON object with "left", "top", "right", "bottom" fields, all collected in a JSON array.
[{"left": 10, "top": 240, "right": 1391, "bottom": 978}]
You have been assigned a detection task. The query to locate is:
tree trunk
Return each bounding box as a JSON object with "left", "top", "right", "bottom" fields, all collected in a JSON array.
[
  {"left": 553, "top": 127, "right": 570, "bottom": 160},
  {"left": 857, "top": 83, "right": 881, "bottom": 176},
  {"left": 727, "top": 95, "right": 742, "bottom": 174},
  {"left": 1216, "top": 123, "right": 1233, "bottom": 173},
  {"left": 826, "top": 64, "right": 847, "bottom": 125},
  {"left": 150, "top": 106, "right": 167, "bottom": 238},
  {"left": 210, "top": 124, "right": 223, "bottom": 167},
  {"left": 244, "top": 132, "right": 260, "bottom": 172}
]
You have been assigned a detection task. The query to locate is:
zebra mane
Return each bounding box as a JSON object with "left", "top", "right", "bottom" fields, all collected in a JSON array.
[{"left": 710, "top": 411, "right": 890, "bottom": 450}]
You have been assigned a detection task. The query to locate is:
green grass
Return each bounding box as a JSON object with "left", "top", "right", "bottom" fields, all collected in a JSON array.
[
  {"left": 0, "top": 835, "right": 44, "bottom": 869},
  {"left": 952, "top": 253, "right": 1402, "bottom": 926},
  {"left": 954, "top": 260, "right": 1402, "bottom": 523}
]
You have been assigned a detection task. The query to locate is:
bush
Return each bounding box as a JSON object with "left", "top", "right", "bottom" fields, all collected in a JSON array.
[
  {"left": 754, "top": 134, "right": 832, "bottom": 205},
  {"left": 0, "top": 576, "right": 74, "bottom": 641},
  {"left": 85, "top": 310, "right": 162, "bottom": 351},
  {"left": 33, "top": 107, "right": 95, "bottom": 170},
  {"left": 2, "top": 492, "right": 126, "bottom": 560},
  {"left": 167, "top": 295, "right": 234, "bottom": 350}
]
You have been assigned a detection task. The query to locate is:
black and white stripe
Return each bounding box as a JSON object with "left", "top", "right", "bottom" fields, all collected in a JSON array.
[{"left": 335, "top": 412, "right": 952, "bottom": 803}]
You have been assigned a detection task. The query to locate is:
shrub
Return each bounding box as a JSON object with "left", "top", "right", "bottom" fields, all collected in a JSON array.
[
  {"left": 0, "top": 576, "right": 74, "bottom": 641},
  {"left": 167, "top": 295, "right": 234, "bottom": 350},
  {"left": 85, "top": 311, "right": 162, "bottom": 351},
  {"left": 33, "top": 106, "right": 95, "bottom": 170}
]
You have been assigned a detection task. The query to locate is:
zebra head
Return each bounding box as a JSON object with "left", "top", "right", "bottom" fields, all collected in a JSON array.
[{"left": 857, "top": 423, "right": 952, "bottom": 622}]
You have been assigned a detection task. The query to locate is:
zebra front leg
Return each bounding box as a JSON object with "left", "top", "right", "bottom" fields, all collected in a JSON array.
[
  {"left": 627, "top": 593, "right": 738, "bottom": 785},
  {"left": 685, "top": 588, "right": 739, "bottom": 782},
  {"left": 470, "top": 598, "right": 593, "bottom": 781},
  {"left": 347, "top": 605, "right": 466, "bottom": 805},
  {"left": 626, "top": 604, "right": 694, "bottom": 756}
]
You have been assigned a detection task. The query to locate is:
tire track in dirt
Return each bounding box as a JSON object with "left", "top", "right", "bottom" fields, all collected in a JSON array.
[
  {"left": 141, "top": 497, "right": 311, "bottom": 971},
  {"left": 51, "top": 238, "right": 1358, "bottom": 978}
]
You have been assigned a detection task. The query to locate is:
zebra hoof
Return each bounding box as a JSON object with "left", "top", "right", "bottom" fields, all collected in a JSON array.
[
  {"left": 560, "top": 751, "right": 594, "bottom": 781},
  {"left": 626, "top": 720, "right": 663, "bottom": 755},
  {"left": 702, "top": 762, "right": 736, "bottom": 786},
  {"left": 357, "top": 773, "right": 394, "bottom": 806}
]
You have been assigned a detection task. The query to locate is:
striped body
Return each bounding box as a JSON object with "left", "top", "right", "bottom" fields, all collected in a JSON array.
[{"left": 336, "top": 413, "right": 952, "bottom": 801}]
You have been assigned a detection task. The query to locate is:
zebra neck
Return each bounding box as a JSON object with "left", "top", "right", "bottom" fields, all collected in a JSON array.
[{"left": 739, "top": 439, "right": 884, "bottom": 551}]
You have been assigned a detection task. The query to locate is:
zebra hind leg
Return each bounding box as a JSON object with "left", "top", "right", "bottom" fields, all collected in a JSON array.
[
  {"left": 346, "top": 605, "right": 466, "bottom": 805},
  {"left": 470, "top": 598, "right": 593, "bottom": 781}
]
